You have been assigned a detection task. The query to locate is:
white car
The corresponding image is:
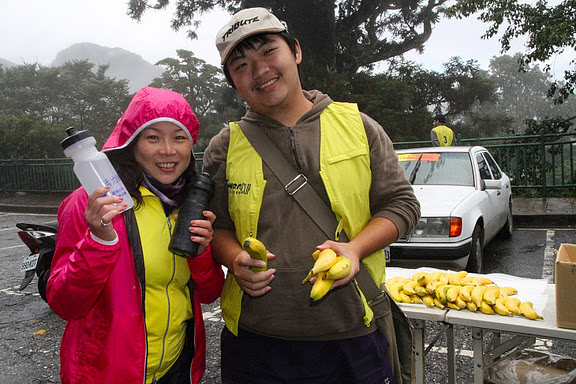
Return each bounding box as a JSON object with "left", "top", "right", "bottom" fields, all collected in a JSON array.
[{"left": 388, "top": 146, "right": 513, "bottom": 273}]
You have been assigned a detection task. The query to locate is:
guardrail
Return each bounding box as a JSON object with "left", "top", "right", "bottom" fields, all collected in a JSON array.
[{"left": 1, "top": 131, "right": 575, "bottom": 196}]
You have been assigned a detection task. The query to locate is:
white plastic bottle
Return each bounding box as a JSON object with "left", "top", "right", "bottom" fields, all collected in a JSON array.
[{"left": 61, "top": 127, "right": 134, "bottom": 211}]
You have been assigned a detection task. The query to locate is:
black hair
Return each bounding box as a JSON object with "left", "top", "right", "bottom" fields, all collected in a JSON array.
[
  {"left": 223, "top": 31, "right": 298, "bottom": 89},
  {"left": 106, "top": 136, "right": 198, "bottom": 209},
  {"left": 434, "top": 114, "right": 446, "bottom": 124}
]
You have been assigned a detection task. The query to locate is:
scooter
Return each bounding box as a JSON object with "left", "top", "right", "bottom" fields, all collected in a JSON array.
[{"left": 17, "top": 222, "right": 57, "bottom": 303}]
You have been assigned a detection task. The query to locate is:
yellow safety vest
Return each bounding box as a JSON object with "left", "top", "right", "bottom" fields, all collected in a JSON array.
[
  {"left": 221, "top": 102, "right": 386, "bottom": 335},
  {"left": 433, "top": 125, "right": 454, "bottom": 146}
]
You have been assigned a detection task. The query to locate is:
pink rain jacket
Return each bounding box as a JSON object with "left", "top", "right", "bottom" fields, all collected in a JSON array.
[{"left": 47, "top": 87, "right": 224, "bottom": 384}]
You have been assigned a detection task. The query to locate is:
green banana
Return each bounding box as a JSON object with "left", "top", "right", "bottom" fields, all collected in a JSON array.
[{"left": 242, "top": 237, "right": 268, "bottom": 272}]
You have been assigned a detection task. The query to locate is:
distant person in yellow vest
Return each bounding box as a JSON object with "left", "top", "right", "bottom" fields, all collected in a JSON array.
[{"left": 431, "top": 114, "right": 455, "bottom": 146}]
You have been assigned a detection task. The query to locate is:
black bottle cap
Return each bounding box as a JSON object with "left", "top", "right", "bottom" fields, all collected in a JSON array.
[{"left": 61, "top": 126, "right": 93, "bottom": 150}]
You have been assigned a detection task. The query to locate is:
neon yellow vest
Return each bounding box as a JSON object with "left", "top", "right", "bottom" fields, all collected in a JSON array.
[
  {"left": 221, "top": 102, "right": 386, "bottom": 335},
  {"left": 433, "top": 125, "right": 454, "bottom": 146}
]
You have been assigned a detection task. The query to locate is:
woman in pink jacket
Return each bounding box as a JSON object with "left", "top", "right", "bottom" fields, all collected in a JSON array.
[{"left": 47, "top": 87, "right": 224, "bottom": 384}]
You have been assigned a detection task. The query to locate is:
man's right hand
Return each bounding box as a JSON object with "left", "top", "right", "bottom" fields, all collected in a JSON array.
[{"left": 230, "top": 249, "right": 276, "bottom": 297}]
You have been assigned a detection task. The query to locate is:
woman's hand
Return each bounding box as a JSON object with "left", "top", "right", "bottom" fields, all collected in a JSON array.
[
  {"left": 186, "top": 210, "right": 216, "bottom": 255},
  {"left": 85, "top": 186, "right": 128, "bottom": 241}
]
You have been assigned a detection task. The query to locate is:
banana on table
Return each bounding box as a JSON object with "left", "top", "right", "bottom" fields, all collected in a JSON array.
[{"left": 385, "top": 270, "right": 543, "bottom": 320}]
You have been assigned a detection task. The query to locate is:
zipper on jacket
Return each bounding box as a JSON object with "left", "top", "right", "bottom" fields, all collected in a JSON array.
[
  {"left": 288, "top": 126, "right": 303, "bottom": 172},
  {"left": 151, "top": 213, "right": 177, "bottom": 383}
]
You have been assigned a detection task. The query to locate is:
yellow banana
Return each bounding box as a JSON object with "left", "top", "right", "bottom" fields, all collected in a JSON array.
[
  {"left": 459, "top": 285, "right": 474, "bottom": 302},
  {"left": 310, "top": 272, "right": 335, "bottom": 301},
  {"left": 242, "top": 237, "right": 268, "bottom": 272},
  {"left": 471, "top": 286, "right": 488, "bottom": 307},
  {"left": 302, "top": 248, "right": 338, "bottom": 284},
  {"left": 459, "top": 276, "right": 478, "bottom": 286},
  {"left": 433, "top": 297, "right": 445, "bottom": 309},
  {"left": 402, "top": 280, "right": 419, "bottom": 296},
  {"left": 500, "top": 286, "right": 518, "bottom": 296},
  {"left": 446, "top": 285, "right": 462, "bottom": 303},
  {"left": 414, "top": 284, "right": 429, "bottom": 297},
  {"left": 519, "top": 301, "right": 543, "bottom": 320},
  {"left": 435, "top": 284, "right": 453, "bottom": 305},
  {"left": 479, "top": 300, "right": 495, "bottom": 315},
  {"left": 410, "top": 295, "right": 423, "bottom": 304},
  {"left": 386, "top": 276, "right": 411, "bottom": 286},
  {"left": 494, "top": 297, "right": 512, "bottom": 316},
  {"left": 447, "top": 302, "right": 461, "bottom": 310},
  {"left": 427, "top": 272, "right": 444, "bottom": 282},
  {"left": 483, "top": 286, "right": 501, "bottom": 305},
  {"left": 504, "top": 297, "right": 522, "bottom": 316},
  {"left": 439, "top": 273, "right": 451, "bottom": 285},
  {"left": 426, "top": 280, "right": 444, "bottom": 295},
  {"left": 449, "top": 270, "right": 468, "bottom": 285},
  {"left": 476, "top": 276, "right": 494, "bottom": 285},
  {"left": 411, "top": 271, "right": 428, "bottom": 285},
  {"left": 422, "top": 295, "right": 435, "bottom": 307},
  {"left": 387, "top": 282, "right": 412, "bottom": 303},
  {"left": 466, "top": 301, "right": 478, "bottom": 312},
  {"left": 312, "top": 249, "right": 322, "bottom": 261},
  {"left": 455, "top": 296, "right": 468, "bottom": 309},
  {"left": 325, "top": 256, "right": 351, "bottom": 280}
]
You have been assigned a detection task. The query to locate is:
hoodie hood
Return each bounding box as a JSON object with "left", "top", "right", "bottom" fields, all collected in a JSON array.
[{"left": 103, "top": 87, "right": 199, "bottom": 152}]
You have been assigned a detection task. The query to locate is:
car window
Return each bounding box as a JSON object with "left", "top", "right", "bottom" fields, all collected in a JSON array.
[
  {"left": 398, "top": 152, "right": 474, "bottom": 186},
  {"left": 476, "top": 153, "right": 493, "bottom": 180},
  {"left": 484, "top": 152, "right": 502, "bottom": 179}
]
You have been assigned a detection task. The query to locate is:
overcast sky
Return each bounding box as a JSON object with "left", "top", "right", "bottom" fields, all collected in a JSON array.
[{"left": 1, "top": 0, "right": 572, "bottom": 78}]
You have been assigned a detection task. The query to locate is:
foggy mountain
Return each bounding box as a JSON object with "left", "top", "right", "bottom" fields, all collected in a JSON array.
[
  {"left": 52, "top": 42, "right": 164, "bottom": 92},
  {"left": 0, "top": 43, "right": 163, "bottom": 93},
  {"left": 0, "top": 58, "right": 17, "bottom": 68}
]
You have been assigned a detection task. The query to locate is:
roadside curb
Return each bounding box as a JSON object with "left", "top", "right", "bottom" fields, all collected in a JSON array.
[{"left": 0, "top": 203, "right": 59, "bottom": 215}]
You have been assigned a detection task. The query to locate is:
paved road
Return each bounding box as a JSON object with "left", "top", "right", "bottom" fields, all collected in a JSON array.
[{"left": 1, "top": 210, "right": 576, "bottom": 383}]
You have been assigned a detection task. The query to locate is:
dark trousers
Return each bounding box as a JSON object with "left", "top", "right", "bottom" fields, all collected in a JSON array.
[
  {"left": 156, "top": 343, "right": 195, "bottom": 384},
  {"left": 221, "top": 327, "right": 395, "bottom": 384}
]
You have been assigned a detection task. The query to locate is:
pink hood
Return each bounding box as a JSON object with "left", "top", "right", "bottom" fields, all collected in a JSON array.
[{"left": 103, "top": 87, "right": 199, "bottom": 152}]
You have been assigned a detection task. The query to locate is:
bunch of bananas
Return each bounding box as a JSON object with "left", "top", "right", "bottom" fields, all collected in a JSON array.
[
  {"left": 242, "top": 237, "right": 268, "bottom": 272},
  {"left": 302, "top": 248, "right": 352, "bottom": 301},
  {"left": 386, "top": 270, "right": 543, "bottom": 320}
]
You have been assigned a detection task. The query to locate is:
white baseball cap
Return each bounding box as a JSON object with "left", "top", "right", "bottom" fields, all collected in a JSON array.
[{"left": 215, "top": 7, "right": 286, "bottom": 65}]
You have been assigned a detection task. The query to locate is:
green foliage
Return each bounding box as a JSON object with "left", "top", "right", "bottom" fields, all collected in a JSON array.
[
  {"left": 0, "top": 61, "right": 131, "bottom": 155},
  {"left": 127, "top": 0, "right": 452, "bottom": 90},
  {"left": 150, "top": 49, "right": 245, "bottom": 151},
  {"left": 325, "top": 59, "right": 498, "bottom": 142},
  {"left": 0, "top": 112, "right": 63, "bottom": 159},
  {"left": 448, "top": 0, "right": 576, "bottom": 104}
]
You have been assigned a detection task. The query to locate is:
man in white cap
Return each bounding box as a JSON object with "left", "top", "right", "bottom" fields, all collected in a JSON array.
[{"left": 204, "top": 7, "right": 420, "bottom": 384}]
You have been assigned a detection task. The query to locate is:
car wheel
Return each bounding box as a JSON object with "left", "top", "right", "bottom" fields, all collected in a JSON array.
[
  {"left": 498, "top": 200, "right": 513, "bottom": 239},
  {"left": 466, "top": 225, "right": 483, "bottom": 273}
]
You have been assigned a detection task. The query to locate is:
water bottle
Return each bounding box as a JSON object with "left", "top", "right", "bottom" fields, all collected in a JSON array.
[
  {"left": 168, "top": 172, "right": 215, "bottom": 258},
  {"left": 61, "top": 127, "right": 134, "bottom": 211}
]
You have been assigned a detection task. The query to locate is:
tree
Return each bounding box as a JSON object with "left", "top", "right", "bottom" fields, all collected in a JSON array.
[
  {"left": 127, "top": 0, "right": 452, "bottom": 89},
  {"left": 150, "top": 50, "right": 245, "bottom": 150},
  {"left": 0, "top": 61, "right": 132, "bottom": 156},
  {"left": 448, "top": 0, "right": 576, "bottom": 104},
  {"left": 327, "top": 58, "right": 498, "bottom": 142},
  {"left": 460, "top": 53, "right": 576, "bottom": 136}
]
